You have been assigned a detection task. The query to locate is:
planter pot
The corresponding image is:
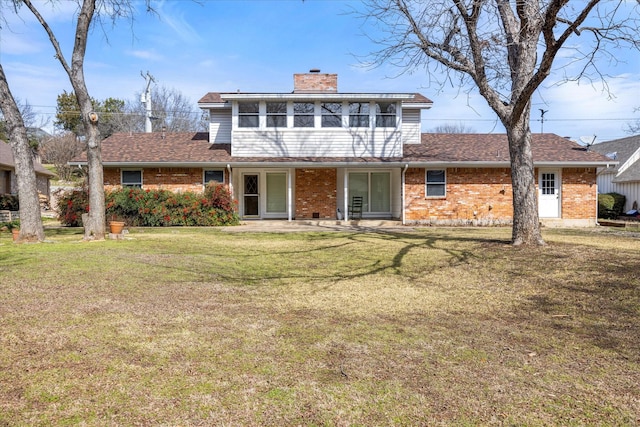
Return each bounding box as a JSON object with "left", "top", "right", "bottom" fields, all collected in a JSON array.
[
  {"left": 11, "top": 229, "right": 20, "bottom": 241},
  {"left": 109, "top": 221, "right": 125, "bottom": 234}
]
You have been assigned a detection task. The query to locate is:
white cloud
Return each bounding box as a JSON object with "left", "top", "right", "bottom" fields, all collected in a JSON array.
[
  {"left": 126, "top": 50, "right": 164, "bottom": 61},
  {"left": 155, "top": 0, "right": 202, "bottom": 44}
]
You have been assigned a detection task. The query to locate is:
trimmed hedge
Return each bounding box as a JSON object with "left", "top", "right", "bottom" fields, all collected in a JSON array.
[
  {"left": 57, "top": 183, "right": 239, "bottom": 227},
  {"left": 598, "top": 192, "right": 626, "bottom": 219}
]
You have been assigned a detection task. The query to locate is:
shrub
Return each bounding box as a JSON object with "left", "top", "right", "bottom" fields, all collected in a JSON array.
[
  {"left": 56, "top": 188, "right": 89, "bottom": 226},
  {"left": 598, "top": 192, "right": 626, "bottom": 219},
  {"left": 57, "top": 185, "right": 240, "bottom": 227},
  {"left": 0, "top": 194, "right": 19, "bottom": 211}
]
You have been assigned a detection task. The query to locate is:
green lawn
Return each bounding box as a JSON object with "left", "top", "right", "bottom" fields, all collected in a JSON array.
[{"left": 0, "top": 226, "right": 638, "bottom": 426}]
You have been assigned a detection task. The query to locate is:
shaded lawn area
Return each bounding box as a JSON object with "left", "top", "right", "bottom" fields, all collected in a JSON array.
[{"left": 0, "top": 226, "right": 638, "bottom": 426}]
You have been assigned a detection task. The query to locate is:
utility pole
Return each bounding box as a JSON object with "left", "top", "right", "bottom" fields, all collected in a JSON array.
[{"left": 140, "top": 71, "right": 156, "bottom": 133}]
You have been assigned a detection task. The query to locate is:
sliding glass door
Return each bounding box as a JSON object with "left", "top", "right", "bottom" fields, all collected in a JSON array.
[{"left": 348, "top": 171, "right": 391, "bottom": 215}]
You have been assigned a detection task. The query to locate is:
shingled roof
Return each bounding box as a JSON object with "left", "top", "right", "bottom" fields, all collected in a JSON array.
[
  {"left": 0, "top": 141, "right": 55, "bottom": 176},
  {"left": 588, "top": 135, "right": 640, "bottom": 182},
  {"left": 72, "top": 132, "right": 613, "bottom": 168},
  {"left": 404, "top": 133, "right": 614, "bottom": 166},
  {"left": 198, "top": 92, "right": 432, "bottom": 105}
]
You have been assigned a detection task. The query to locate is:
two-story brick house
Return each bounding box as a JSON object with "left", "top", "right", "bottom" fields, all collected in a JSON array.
[{"left": 75, "top": 71, "right": 614, "bottom": 226}]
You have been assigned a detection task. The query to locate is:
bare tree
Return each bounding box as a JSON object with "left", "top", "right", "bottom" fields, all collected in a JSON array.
[
  {"left": 0, "top": 65, "right": 44, "bottom": 242},
  {"left": 129, "top": 85, "right": 205, "bottom": 132},
  {"left": 625, "top": 107, "right": 640, "bottom": 135},
  {"left": 430, "top": 122, "right": 476, "bottom": 133},
  {"left": 360, "top": 0, "right": 640, "bottom": 245},
  {"left": 15, "top": 0, "right": 152, "bottom": 240},
  {"left": 39, "top": 132, "right": 85, "bottom": 182}
]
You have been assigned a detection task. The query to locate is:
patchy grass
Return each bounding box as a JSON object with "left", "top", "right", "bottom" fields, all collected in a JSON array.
[{"left": 0, "top": 226, "right": 638, "bottom": 426}]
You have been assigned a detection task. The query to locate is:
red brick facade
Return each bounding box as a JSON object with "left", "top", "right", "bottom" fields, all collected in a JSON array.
[
  {"left": 104, "top": 167, "right": 212, "bottom": 193},
  {"left": 293, "top": 73, "right": 338, "bottom": 93},
  {"left": 405, "top": 167, "right": 597, "bottom": 224},
  {"left": 294, "top": 168, "right": 337, "bottom": 219},
  {"left": 103, "top": 166, "right": 597, "bottom": 224},
  {"left": 405, "top": 167, "right": 514, "bottom": 224},
  {"left": 560, "top": 168, "right": 598, "bottom": 220}
]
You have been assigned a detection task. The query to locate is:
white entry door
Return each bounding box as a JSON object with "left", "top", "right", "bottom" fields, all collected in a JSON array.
[{"left": 539, "top": 170, "right": 560, "bottom": 218}]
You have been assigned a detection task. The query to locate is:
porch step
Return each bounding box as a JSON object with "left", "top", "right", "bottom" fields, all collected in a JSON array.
[{"left": 239, "top": 219, "right": 403, "bottom": 228}]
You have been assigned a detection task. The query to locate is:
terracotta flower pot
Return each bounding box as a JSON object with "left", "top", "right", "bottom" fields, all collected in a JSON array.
[
  {"left": 11, "top": 229, "right": 20, "bottom": 241},
  {"left": 109, "top": 221, "right": 125, "bottom": 234}
]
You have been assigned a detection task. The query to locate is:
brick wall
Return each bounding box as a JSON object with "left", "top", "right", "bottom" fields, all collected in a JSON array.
[
  {"left": 405, "top": 167, "right": 513, "bottom": 224},
  {"left": 293, "top": 73, "right": 338, "bottom": 93},
  {"left": 295, "top": 168, "right": 337, "bottom": 219},
  {"left": 560, "top": 168, "right": 597, "bottom": 219},
  {"left": 104, "top": 167, "right": 208, "bottom": 193},
  {"left": 405, "top": 167, "right": 598, "bottom": 224}
]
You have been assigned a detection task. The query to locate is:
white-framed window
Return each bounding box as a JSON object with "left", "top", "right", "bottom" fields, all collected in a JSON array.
[
  {"left": 238, "top": 102, "right": 259, "bottom": 128},
  {"left": 266, "top": 102, "right": 287, "bottom": 128},
  {"left": 321, "top": 102, "right": 342, "bottom": 128},
  {"left": 375, "top": 102, "right": 397, "bottom": 127},
  {"left": 293, "top": 102, "right": 315, "bottom": 128},
  {"left": 122, "top": 170, "right": 142, "bottom": 188},
  {"left": 204, "top": 169, "right": 224, "bottom": 185},
  {"left": 426, "top": 169, "right": 446, "bottom": 197},
  {"left": 349, "top": 102, "right": 370, "bottom": 128}
]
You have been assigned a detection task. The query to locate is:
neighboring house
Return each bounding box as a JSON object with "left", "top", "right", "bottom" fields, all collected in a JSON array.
[
  {"left": 588, "top": 135, "right": 640, "bottom": 211},
  {"left": 71, "top": 71, "right": 613, "bottom": 226},
  {"left": 0, "top": 141, "right": 54, "bottom": 204}
]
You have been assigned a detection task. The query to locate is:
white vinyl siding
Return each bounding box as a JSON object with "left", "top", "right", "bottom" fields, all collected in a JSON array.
[
  {"left": 209, "top": 109, "right": 232, "bottom": 143},
  {"left": 402, "top": 109, "right": 421, "bottom": 144},
  {"left": 231, "top": 128, "right": 402, "bottom": 157},
  {"left": 597, "top": 171, "right": 640, "bottom": 212}
]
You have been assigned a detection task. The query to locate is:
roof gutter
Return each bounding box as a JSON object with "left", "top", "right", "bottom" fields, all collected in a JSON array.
[{"left": 69, "top": 160, "right": 616, "bottom": 169}]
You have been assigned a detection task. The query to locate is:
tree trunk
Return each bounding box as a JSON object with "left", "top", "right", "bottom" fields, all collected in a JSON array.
[
  {"left": 0, "top": 65, "right": 44, "bottom": 243},
  {"left": 507, "top": 115, "right": 544, "bottom": 246},
  {"left": 82, "top": 118, "right": 106, "bottom": 240}
]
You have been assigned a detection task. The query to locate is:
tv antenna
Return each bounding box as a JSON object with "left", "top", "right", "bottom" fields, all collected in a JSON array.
[{"left": 539, "top": 109, "right": 548, "bottom": 133}]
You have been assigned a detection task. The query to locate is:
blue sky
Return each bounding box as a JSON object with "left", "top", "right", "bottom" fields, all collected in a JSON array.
[{"left": 1, "top": 0, "right": 639, "bottom": 141}]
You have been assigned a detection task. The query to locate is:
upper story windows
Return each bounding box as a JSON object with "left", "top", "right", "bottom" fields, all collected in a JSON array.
[
  {"left": 235, "top": 101, "right": 398, "bottom": 130},
  {"left": 376, "top": 102, "right": 397, "bottom": 127},
  {"left": 293, "top": 102, "right": 315, "bottom": 128},
  {"left": 266, "top": 102, "right": 287, "bottom": 128},
  {"left": 321, "top": 103, "right": 342, "bottom": 128},
  {"left": 238, "top": 102, "right": 259, "bottom": 128},
  {"left": 349, "top": 102, "right": 370, "bottom": 127}
]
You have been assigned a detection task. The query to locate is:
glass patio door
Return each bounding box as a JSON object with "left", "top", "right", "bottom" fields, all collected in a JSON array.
[{"left": 348, "top": 171, "right": 391, "bottom": 215}]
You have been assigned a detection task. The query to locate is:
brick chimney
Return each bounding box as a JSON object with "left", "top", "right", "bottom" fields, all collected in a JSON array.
[{"left": 293, "top": 69, "right": 338, "bottom": 93}]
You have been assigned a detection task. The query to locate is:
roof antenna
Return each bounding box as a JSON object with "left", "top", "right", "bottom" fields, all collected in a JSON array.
[{"left": 539, "top": 109, "right": 548, "bottom": 133}]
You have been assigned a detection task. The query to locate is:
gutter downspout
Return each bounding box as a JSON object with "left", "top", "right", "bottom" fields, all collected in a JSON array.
[
  {"left": 402, "top": 164, "right": 408, "bottom": 225},
  {"left": 344, "top": 171, "right": 349, "bottom": 222},
  {"left": 288, "top": 169, "right": 292, "bottom": 222},
  {"left": 595, "top": 181, "right": 599, "bottom": 226},
  {"left": 226, "top": 164, "right": 233, "bottom": 202}
]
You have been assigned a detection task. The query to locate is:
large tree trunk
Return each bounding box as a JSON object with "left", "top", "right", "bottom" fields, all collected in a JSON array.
[
  {"left": 82, "top": 117, "right": 105, "bottom": 240},
  {"left": 0, "top": 65, "right": 44, "bottom": 243},
  {"left": 507, "top": 114, "right": 544, "bottom": 246}
]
